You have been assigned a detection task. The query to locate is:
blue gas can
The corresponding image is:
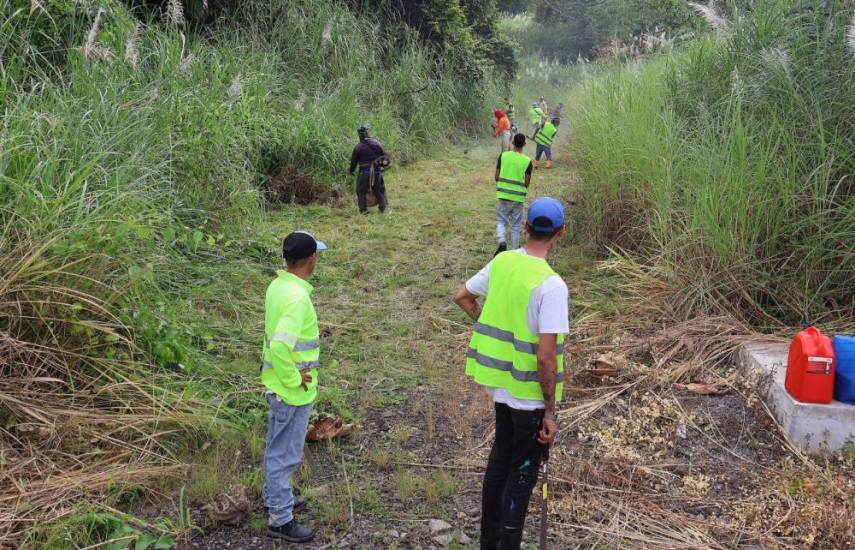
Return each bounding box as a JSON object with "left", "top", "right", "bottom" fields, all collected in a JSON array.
[{"left": 833, "top": 335, "right": 855, "bottom": 404}]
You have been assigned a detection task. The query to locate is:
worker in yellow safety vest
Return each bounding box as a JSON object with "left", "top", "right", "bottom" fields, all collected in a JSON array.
[
  {"left": 533, "top": 117, "right": 560, "bottom": 169},
  {"left": 262, "top": 231, "right": 327, "bottom": 544},
  {"left": 453, "top": 197, "right": 569, "bottom": 550},
  {"left": 494, "top": 133, "right": 534, "bottom": 256},
  {"left": 527, "top": 102, "right": 546, "bottom": 134}
]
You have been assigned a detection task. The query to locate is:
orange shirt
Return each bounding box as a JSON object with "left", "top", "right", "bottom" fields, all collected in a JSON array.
[{"left": 494, "top": 116, "right": 510, "bottom": 136}]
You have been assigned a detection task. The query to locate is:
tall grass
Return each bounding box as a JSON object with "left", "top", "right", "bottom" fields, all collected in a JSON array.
[
  {"left": 1, "top": 0, "right": 501, "bottom": 544},
  {"left": 570, "top": 0, "right": 855, "bottom": 328}
]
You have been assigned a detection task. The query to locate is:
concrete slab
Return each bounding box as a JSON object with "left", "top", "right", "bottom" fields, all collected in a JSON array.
[{"left": 736, "top": 342, "right": 855, "bottom": 455}]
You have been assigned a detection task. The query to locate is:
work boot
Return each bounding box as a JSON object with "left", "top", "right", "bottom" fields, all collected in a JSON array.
[
  {"left": 494, "top": 242, "right": 507, "bottom": 257},
  {"left": 546, "top": 160, "right": 553, "bottom": 169},
  {"left": 267, "top": 520, "right": 314, "bottom": 543}
]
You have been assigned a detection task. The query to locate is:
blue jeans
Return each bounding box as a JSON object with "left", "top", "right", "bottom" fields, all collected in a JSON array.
[
  {"left": 264, "top": 393, "right": 313, "bottom": 527},
  {"left": 497, "top": 199, "right": 523, "bottom": 249},
  {"left": 535, "top": 143, "right": 552, "bottom": 161}
]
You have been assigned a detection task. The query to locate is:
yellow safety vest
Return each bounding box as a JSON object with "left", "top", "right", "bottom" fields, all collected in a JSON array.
[
  {"left": 535, "top": 122, "right": 557, "bottom": 147},
  {"left": 465, "top": 251, "right": 565, "bottom": 401},
  {"left": 496, "top": 151, "right": 531, "bottom": 203},
  {"left": 261, "top": 270, "right": 320, "bottom": 406}
]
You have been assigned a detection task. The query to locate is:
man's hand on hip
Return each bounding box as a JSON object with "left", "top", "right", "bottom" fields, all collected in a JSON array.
[
  {"left": 538, "top": 416, "right": 558, "bottom": 445},
  {"left": 300, "top": 370, "right": 313, "bottom": 391}
]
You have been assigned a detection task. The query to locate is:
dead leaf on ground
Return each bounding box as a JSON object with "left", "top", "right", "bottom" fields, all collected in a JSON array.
[
  {"left": 306, "top": 416, "right": 355, "bottom": 441},
  {"left": 208, "top": 484, "right": 251, "bottom": 526},
  {"left": 676, "top": 382, "right": 731, "bottom": 395},
  {"left": 588, "top": 352, "right": 628, "bottom": 377}
]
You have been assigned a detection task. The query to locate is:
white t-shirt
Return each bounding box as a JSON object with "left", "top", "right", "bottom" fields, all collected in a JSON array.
[{"left": 465, "top": 249, "right": 570, "bottom": 410}]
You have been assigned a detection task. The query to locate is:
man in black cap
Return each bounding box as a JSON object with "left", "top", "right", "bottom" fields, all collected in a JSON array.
[
  {"left": 261, "top": 231, "right": 327, "bottom": 543},
  {"left": 348, "top": 124, "right": 390, "bottom": 214}
]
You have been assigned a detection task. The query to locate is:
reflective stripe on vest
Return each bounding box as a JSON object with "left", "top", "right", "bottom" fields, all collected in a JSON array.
[
  {"left": 265, "top": 333, "right": 320, "bottom": 352},
  {"left": 535, "top": 123, "right": 557, "bottom": 147},
  {"left": 466, "top": 348, "right": 566, "bottom": 383},
  {"left": 262, "top": 359, "right": 320, "bottom": 371},
  {"left": 473, "top": 322, "right": 565, "bottom": 355},
  {"left": 497, "top": 151, "right": 531, "bottom": 204},
  {"left": 465, "top": 251, "right": 565, "bottom": 401}
]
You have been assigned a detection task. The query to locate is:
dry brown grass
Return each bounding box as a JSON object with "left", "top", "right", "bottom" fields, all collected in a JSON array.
[
  {"left": 0, "top": 236, "right": 211, "bottom": 545},
  {"left": 443, "top": 239, "right": 853, "bottom": 549}
]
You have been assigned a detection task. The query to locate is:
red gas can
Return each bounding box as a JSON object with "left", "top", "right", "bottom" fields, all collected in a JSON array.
[{"left": 785, "top": 326, "right": 836, "bottom": 404}]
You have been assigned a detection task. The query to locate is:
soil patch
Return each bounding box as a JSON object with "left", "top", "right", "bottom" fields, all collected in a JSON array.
[{"left": 266, "top": 166, "right": 340, "bottom": 205}]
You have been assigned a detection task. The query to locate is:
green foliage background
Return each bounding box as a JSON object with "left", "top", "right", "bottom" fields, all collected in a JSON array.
[{"left": 568, "top": 0, "right": 855, "bottom": 326}]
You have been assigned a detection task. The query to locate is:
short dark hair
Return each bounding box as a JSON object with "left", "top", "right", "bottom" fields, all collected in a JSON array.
[
  {"left": 552, "top": 118, "right": 560, "bottom": 125},
  {"left": 285, "top": 255, "right": 311, "bottom": 268},
  {"left": 512, "top": 133, "right": 526, "bottom": 148},
  {"left": 527, "top": 220, "right": 561, "bottom": 240}
]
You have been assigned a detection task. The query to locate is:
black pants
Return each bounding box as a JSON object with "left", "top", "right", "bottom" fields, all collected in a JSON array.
[
  {"left": 356, "top": 170, "right": 387, "bottom": 213},
  {"left": 481, "top": 403, "right": 546, "bottom": 550}
]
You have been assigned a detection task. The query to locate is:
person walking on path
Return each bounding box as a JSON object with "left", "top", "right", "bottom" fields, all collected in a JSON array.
[
  {"left": 348, "top": 124, "right": 389, "bottom": 214},
  {"left": 549, "top": 102, "right": 563, "bottom": 120},
  {"left": 494, "top": 133, "right": 533, "bottom": 255},
  {"left": 537, "top": 96, "right": 548, "bottom": 117},
  {"left": 533, "top": 118, "right": 560, "bottom": 169},
  {"left": 504, "top": 97, "right": 517, "bottom": 131},
  {"left": 493, "top": 109, "right": 512, "bottom": 153},
  {"left": 453, "top": 197, "right": 569, "bottom": 550},
  {"left": 262, "top": 231, "right": 327, "bottom": 543},
  {"left": 527, "top": 103, "right": 546, "bottom": 134}
]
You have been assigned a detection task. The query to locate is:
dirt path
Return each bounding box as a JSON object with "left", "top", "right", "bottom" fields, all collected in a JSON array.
[
  {"left": 189, "top": 138, "right": 579, "bottom": 549},
  {"left": 187, "top": 131, "right": 853, "bottom": 550}
]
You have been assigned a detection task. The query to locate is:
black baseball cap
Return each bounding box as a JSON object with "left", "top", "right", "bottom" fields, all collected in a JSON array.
[{"left": 282, "top": 231, "right": 327, "bottom": 261}]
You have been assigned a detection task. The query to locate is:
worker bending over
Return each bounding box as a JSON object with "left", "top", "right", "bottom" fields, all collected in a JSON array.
[
  {"left": 533, "top": 118, "right": 560, "bottom": 169},
  {"left": 494, "top": 133, "right": 533, "bottom": 255},
  {"left": 454, "top": 197, "right": 569, "bottom": 550},
  {"left": 527, "top": 103, "right": 546, "bottom": 134},
  {"left": 262, "top": 231, "right": 327, "bottom": 543}
]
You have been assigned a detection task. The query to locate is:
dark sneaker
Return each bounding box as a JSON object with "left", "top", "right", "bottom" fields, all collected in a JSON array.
[
  {"left": 494, "top": 242, "right": 507, "bottom": 257},
  {"left": 267, "top": 520, "right": 314, "bottom": 543}
]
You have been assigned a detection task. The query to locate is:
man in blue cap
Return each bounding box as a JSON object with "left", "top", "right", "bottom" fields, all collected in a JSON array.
[
  {"left": 262, "top": 231, "right": 327, "bottom": 543},
  {"left": 453, "top": 198, "right": 569, "bottom": 550}
]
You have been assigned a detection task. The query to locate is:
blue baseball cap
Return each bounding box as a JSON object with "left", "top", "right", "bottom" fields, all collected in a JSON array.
[{"left": 526, "top": 197, "right": 565, "bottom": 233}]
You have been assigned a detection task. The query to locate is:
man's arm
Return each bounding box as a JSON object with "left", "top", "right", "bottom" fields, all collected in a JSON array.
[
  {"left": 536, "top": 333, "right": 559, "bottom": 444},
  {"left": 454, "top": 285, "right": 482, "bottom": 322},
  {"left": 348, "top": 146, "right": 358, "bottom": 175},
  {"left": 524, "top": 161, "right": 532, "bottom": 187},
  {"left": 495, "top": 155, "right": 502, "bottom": 182}
]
